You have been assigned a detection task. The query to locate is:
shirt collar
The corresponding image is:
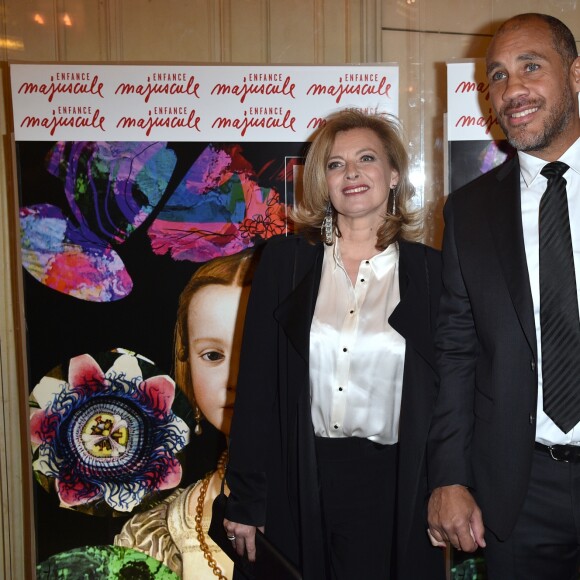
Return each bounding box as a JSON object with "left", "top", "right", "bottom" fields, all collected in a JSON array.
[
  {"left": 518, "top": 136, "right": 580, "bottom": 187},
  {"left": 329, "top": 239, "right": 398, "bottom": 279}
]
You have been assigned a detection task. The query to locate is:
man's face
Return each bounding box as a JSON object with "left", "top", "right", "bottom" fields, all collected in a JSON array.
[{"left": 486, "top": 18, "right": 580, "bottom": 160}]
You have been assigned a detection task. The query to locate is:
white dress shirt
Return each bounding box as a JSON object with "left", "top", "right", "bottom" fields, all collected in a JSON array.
[
  {"left": 519, "top": 136, "right": 580, "bottom": 445},
  {"left": 309, "top": 240, "right": 405, "bottom": 445}
]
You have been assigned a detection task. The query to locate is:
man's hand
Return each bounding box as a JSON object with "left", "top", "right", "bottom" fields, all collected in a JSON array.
[
  {"left": 427, "top": 485, "right": 486, "bottom": 552},
  {"left": 223, "top": 519, "right": 265, "bottom": 562}
]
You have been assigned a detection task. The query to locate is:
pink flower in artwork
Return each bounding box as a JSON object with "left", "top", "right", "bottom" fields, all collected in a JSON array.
[{"left": 29, "top": 350, "right": 189, "bottom": 514}]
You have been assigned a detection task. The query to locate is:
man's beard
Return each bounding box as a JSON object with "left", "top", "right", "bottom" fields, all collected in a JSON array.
[{"left": 498, "top": 87, "right": 576, "bottom": 153}]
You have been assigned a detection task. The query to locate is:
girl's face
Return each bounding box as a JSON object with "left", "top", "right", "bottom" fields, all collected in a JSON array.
[{"left": 187, "top": 283, "right": 244, "bottom": 436}]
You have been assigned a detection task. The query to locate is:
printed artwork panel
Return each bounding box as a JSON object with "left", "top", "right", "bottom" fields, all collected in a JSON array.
[{"left": 18, "top": 139, "right": 305, "bottom": 572}]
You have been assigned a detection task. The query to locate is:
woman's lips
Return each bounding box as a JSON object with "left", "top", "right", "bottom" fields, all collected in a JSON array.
[{"left": 343, "top": 185, "right": 369, "bottom": 195}]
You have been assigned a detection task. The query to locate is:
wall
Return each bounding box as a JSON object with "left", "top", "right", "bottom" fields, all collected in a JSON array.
[{"left": 0, "top": 1, "right": 578, "bottom": 577}]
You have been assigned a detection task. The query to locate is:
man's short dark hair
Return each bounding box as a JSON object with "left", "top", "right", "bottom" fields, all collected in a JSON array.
[{"left": 501, "top": 13, "right": 578, "bottom": 68}]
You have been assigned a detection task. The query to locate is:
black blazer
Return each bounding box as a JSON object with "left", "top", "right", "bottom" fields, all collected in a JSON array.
[
  {"left": 429, "top": 155, "right": 538, "bottom": 541},
  {"left": 226, "top": 233, "right": 444, "bottom": 580}
]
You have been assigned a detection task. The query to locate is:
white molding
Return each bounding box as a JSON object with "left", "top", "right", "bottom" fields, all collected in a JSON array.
[
  {"left": 362, "top": 0, "right": 382, "bottom": 63},
  {"left": 0, "top": 64, "right": 34, "bottom": 580}
]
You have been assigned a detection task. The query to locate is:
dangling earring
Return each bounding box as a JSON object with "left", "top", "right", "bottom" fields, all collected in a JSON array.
[
  {"left": 321, "top": 201, "right": 334, "bottom": 245},
  {"left": 194, "top": 405, "right": 203, "bottom": 436},
  {"left": 389, "top": 186, "right": 397, "bottom": 215}
]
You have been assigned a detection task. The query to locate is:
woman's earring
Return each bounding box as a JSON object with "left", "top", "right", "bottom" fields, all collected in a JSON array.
[
  {"left": 194, "top": 405, "right": 203, "bottom": 436},
  {"left": 321, "top": 202, "right": 334, "bottom": 245},
  {"left": 390, "top": 186, "right": 397, "bottom": 215}
]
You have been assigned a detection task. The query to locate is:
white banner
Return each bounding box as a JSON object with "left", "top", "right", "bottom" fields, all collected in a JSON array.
[
  {"left": 10, "top": 64, "right": 399, "bottom": 142},
  {"left": 446, "top": 59, "right": 504, "bottom": 141}
]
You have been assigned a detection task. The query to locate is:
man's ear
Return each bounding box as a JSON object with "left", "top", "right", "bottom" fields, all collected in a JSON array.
[{"left": 570, "top": 56, "right": 580, "bottom": 90}]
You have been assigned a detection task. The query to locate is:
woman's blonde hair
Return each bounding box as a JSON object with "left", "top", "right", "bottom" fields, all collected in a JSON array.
[
  {"left": 173, "top": 249, "right": 256, "bottom": 407},
  {"left": 291, "top": 108, "right": 421, "bottom": 249}
]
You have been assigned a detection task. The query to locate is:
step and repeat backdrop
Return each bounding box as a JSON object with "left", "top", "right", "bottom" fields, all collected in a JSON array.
[{"left": 10, "top": 63, "right": 399, "bottom": 579}]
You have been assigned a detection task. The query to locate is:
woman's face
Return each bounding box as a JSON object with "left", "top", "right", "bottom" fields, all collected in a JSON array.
[
  {"left": 326, "top": 127, "right": 399, "bottom": 227},
  {"left": 187, "top": 283, "right": 244, "bottom": 436}
]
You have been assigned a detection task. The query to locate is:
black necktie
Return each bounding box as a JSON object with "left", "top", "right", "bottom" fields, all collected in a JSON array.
[{"left": 539, "top": 161, "right": 580, "bottom": 433}]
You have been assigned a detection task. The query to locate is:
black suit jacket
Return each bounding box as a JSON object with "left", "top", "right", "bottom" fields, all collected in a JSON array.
[
  {"left": 429, "top": 155, "right": 538, "bottom": 541},
  {"left": 226, "top": 233, "right": 444, "bottom": 579}
]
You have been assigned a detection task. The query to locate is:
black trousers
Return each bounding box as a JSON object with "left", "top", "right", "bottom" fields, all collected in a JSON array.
[
  {"left": 485, "top": 446, "right": 580, "bottom": 580},
  {"left": 315, "top": 436, "right": 398, "bottom": 580}
]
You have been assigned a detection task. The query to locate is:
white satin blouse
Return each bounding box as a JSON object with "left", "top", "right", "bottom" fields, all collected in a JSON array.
[{"left": 309, "top": 240, "right": 405, "bottom": 445}]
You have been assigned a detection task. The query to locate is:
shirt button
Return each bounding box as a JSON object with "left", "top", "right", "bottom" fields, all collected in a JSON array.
[
  {"left": 531, "top": 360, "right": 536, "bottom": 372},
  {"left": 333, "top": 424, "right": 339, "bottom": 429},
  {"left": 365, "top": 260, "right": 370, "bottom": 264},
  {"left": 360, "top": 278, "right": 365, "bottom": 283},
  {"left": 338, "top": 387, "right": 343, "bottom": 392},
  {"left": 350, "top": 310, "right": 354, "bottom": 314},
  {"left": 343, "top": 347, "right": 348, "bottom": 352}
]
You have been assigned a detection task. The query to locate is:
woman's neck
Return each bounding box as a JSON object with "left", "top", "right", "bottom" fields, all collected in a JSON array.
[
  {"left": 336, "top": 216, "right": 381, "bottom": 258},
  {"left": 335, "top": 226, "right": 385, "bottom": 286}
]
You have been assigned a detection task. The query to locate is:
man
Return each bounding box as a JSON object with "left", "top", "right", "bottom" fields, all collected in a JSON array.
[{"left": 427, "top": 13, "right": 580, "bottom": 579}]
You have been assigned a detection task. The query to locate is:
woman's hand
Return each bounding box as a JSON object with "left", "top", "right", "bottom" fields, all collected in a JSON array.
[{"left": 223, "top": 518, "right": 265, "bottom": 562}]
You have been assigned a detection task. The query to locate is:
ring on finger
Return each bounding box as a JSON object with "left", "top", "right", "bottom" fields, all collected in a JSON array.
[{"left": 227, "top": 534, "right": 236, "bottom": 541}]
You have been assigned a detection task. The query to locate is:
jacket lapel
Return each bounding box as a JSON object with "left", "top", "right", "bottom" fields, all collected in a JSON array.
[
  {"left": 487, "top": 157, "right": 537, "bottom": 356},
  {"left": 274, "top": 242, "right": 323, "bottom": 362},
  {"left": 389, "top": 242, "right": 436, "bottom": 370}
]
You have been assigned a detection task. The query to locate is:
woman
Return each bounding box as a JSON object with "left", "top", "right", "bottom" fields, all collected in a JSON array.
[
  {"left": 115, "top": 249, "right": 257, "bottom": 580},
  {"left": 223, "top": 109, "right": 445, "bottom": 579}
]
